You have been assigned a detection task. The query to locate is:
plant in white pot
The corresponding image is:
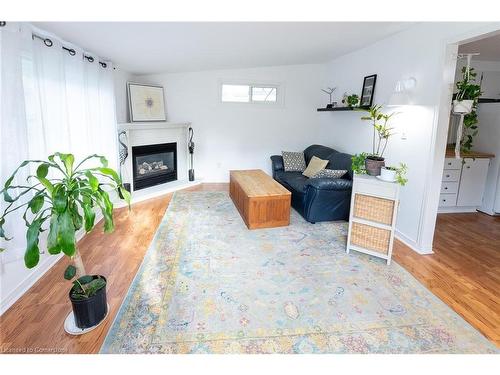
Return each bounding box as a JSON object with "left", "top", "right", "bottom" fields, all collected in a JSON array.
[
  {"left": 0, "top": 153, "right": 130, "bottom": 332},
  {"left": 453, "top": 66, "right": 481, "bottom": 115},
  {"left": 380, "top": 163, "right": 408, "bottom": 186},
  {"left": 360, "top": 105, "right": 396, "bottom": 176}
]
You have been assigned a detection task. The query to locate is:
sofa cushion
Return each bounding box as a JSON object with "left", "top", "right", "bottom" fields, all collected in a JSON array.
[
  {"left": 330, "top": 152, "right": 354, "bottom": 180},
  {"left": 303, "top": 144, "right": 337, "bottom": 165},
  {"left": 278, "top": 172, "right": 309, "bottom": 193},
  {"left": 311, "top": 169, "right": 347, "bottom": 179},
  {"left": 302, "top": 156, "right": 329, "bottom": 178},
  {"left": 282, "top": 151, "right": 306, "bottom": 172}
]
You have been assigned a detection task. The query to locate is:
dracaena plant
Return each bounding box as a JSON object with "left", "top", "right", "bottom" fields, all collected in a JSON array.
[
  {"left": 0, "top": 153, "right": 130, "bottom": 280},
  {"left": 360, "top": 104, "right": 396, "bottom": 158}
]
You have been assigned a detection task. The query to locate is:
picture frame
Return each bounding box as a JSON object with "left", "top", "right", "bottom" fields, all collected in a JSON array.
[
  {"left": 360, "top": 74, "right": 377, "bottom": 108},
  {"left": 127, "top": 82, "right": 167, "bottom": 122}
]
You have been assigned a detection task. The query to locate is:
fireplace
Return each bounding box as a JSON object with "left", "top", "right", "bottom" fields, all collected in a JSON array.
[{"left": 132, "top": 142, "right": 177, "bottom": 191}]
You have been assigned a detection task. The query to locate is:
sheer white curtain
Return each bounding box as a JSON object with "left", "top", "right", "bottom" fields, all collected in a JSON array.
[{"left": 1, "top": 23, "right": 118, "bottom": 262}]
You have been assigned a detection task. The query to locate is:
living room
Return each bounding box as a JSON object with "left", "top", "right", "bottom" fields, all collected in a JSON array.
[{"left": 1, "top": 1, "right": 499, "bottom": 373}]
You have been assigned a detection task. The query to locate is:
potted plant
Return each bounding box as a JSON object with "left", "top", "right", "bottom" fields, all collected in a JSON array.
[
  {"left": 0, "top": 153, "right": 130, "bottom": 331},
  {"left": 380, "top": 163, "right": 408, "bottom": 185},
  {"left": 351, "top": 152, "right": 368, "bottom": 174},
  {"left": 453, "top": 66, "right": 481, "bottom": 114},
  {"left": 360, "top": 105, "right": 396, "bottom": 176}
]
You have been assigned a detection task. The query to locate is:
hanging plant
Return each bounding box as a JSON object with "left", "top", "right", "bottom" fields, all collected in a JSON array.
[{"left": 453, "top": 66, "right": 482, "bottom": 152}]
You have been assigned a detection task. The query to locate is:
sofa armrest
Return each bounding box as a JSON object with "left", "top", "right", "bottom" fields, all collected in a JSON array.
[
  {"left": 270, "top": 155, "right": 284, "bottom": 174},
  {"left": 306, "top": 178, "right": 352, "bottom": 191}
]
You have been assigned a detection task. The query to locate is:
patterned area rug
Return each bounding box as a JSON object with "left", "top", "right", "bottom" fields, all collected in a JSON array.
[{"left": 101, "top": 191, "right": 497, "bottom": 353}]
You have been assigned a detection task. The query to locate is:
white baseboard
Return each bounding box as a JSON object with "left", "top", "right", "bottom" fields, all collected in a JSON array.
[
  {"left": 395, "top": 230, "right": 434, "bottom": 255},
  {"left": 437, "top": 206, "right": 477, "bottom": 214},
  {"left": 0, "top": 213, "right": 103, "bottom": 316}
]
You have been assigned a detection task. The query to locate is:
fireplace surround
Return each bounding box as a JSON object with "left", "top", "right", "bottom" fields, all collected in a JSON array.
[{"left": 132, "top": 142, "right": 177, "bottom": 190}]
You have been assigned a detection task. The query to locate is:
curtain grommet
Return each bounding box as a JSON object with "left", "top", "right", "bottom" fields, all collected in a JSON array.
[{"left": 44, "top": 38, "right": 53, "bottom": 47}]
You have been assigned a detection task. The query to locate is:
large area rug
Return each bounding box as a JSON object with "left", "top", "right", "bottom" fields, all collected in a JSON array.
[{"left": 101, "top": 191, "right": 497, "bottom": 353}]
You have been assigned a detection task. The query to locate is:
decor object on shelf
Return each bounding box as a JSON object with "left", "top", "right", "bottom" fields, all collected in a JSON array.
[
  {"left": 360, "top": 74, "right": 377, "bottom": 107},
  {"left": 230, "top": 170, "right": 291, "bottom": 229},
  {"left": 127, "top": 82, "right": 167, "bottom": 122},
  {"left": 188, "top": 127, "right": 195, "bottom": 181},
  {"left": 345, "top": 93, "right": 359, "bottom": 108},
  {"left": 388, "top": 77, "right": 417, "bottom": 107},
  {"left": 117, "top": 130, "right": 131, "bottom": 198},
  {"left": 321, "top": 87, "right": 337, "bottom": 108},
  {"left": 346, "top": 174, "right": 400, "bottom": 265},
  {"left": 380, "top": 163, "right": 408, "bottom": 186},
  {"left": 452, "top": 58, "right": 482, "bottom": 156},
  {"left": 360, "top": 105, "right": 396, "bottom": 176},
  {"left": 0, "top": 153, "right": 130, "bottom": 333},
  {"left": 271, "top": 145, "right": 353, "bottom": 223}
]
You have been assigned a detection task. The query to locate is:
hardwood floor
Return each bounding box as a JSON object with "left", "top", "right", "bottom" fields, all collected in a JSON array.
[
  {"left": 393, "top": 212, "right": 500, "bottom": 346},
  {"left": 1, "top": 183, "right": 498, "bottom": 353}
]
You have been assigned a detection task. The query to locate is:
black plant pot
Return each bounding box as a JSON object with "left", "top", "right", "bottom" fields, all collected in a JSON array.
[
  {"left": 69, "top": 275, "right": 108, "bottom": 329},
  {"left": 365, "top": 156, "right": 385, "bottom": 176}
]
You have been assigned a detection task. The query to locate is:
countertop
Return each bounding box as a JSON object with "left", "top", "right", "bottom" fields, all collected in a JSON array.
[{"left": 445, "top": 147, "right": 495, "bottom": 159}]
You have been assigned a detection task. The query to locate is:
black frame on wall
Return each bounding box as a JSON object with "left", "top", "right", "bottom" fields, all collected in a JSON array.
[{"left": 360, "top": 74, "right": 377, "bottom": 108}]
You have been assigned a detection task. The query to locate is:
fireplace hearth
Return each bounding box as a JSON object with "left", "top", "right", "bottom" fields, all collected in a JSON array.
[{"left": 132, "top": 142, "right": 177, "bottom": 191}]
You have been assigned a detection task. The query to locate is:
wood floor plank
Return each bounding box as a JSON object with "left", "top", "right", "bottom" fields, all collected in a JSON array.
[{"left": 1, "top": 184, "right": 498, "bottom": 352}]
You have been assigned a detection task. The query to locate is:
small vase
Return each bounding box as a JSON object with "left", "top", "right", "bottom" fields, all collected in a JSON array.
[{"left": 365, "top": 156, "right": 385, "bottom": 176}]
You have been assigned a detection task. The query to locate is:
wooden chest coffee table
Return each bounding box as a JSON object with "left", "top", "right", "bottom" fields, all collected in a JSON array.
[{"left": 229, "top": 169, "right": 291, "bottom": 229}]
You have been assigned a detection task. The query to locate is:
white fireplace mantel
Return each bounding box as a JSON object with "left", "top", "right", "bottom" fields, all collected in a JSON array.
[{"left": 116, "top": 121, "right": 201, "bottom": 205}]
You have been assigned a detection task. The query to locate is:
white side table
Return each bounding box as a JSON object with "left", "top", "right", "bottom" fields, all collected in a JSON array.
[{"left": 346, "top": 174, "right": 400, "bottom": 265}]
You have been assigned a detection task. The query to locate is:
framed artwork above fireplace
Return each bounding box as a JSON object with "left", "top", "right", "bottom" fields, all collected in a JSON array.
[{"left": 127, "top": 82, "right": 167, "bottom": 122}]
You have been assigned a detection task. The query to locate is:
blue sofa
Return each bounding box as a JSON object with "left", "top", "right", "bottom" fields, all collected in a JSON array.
[{"left": 270, "top": 145, "right": 353, "bottom": 223}]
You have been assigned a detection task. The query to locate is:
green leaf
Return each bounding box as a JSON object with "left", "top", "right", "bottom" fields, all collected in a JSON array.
[
  {"left": 82, "top": 202, "right": 96, "bottom": 232},
  {"left": 29, "top": 194, "right": 45, "bottom": 214},
  {"left": 47, "top": 213, "right": 61, "bottom": 255},
  {"left": 37, "top": 177, "right": 54, "bottom": 196},
  {"left": 118, "top": 185, "right": 131, "bottom": 206},
  {"left": 64, "top": 265, "right": 76, "bottom": 280},
  {"left": 69, "top": 201, "right": 83, "bottom": 231},
  {"left": 54, "top": 153, "right": 75, "bottom": 175},
  {"left": 24, "top": 217, "right": 44, "bottom": 268},
  {"left": 97, "top": 190, "right": 114, "bottom": 233},
  {"left": 36, "top": 163, "right": 49, "bottom": 179},
  {"left": 85, "top": 171, "right": 99, "bottom": 192},
  {"left": 0, "top": 217, "right": 12, "bottom": 242},
  {"left": 98, "top": 167, "right": 121, "bottom": 184},
  {"left": 58, "top": 210, "right": 76, "bottom": 257},
  {"left": 52, "top": 184, "right": 68, "bottom": 213},
  {"left": 78, "top": 275, "right": 93, "bottom": 284}
]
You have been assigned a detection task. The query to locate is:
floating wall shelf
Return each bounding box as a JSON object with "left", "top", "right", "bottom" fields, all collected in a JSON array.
[{"left": 317, "top": 107, "right": 355, "bottom": 112}]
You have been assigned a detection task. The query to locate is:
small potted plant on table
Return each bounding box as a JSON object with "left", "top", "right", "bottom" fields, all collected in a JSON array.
[{"left": 0, "top": 153, "right": 130, "bottom": 333}]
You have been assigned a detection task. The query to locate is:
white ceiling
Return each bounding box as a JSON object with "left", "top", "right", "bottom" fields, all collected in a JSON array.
[
  {"left": 459, "top": 32, "right": 500, "bottom": 61},
  {"left": 34, "top": 22, "right": 413, "bottom": 75}
]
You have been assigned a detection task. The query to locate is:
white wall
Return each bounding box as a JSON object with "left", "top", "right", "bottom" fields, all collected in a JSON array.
[
  {"left": 113, "top": 67, "right": 135, "bottom": 123},
  {"left": 135, "top": 64, "right": 325, "bottom": 182},
  {"left": 317, "top": 22, "right": 500, "bottom": 253}
]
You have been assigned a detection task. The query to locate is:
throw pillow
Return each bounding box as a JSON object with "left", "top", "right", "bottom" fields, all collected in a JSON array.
[
  {"left": 311, "top": 169, "right": 347, "bottom": 179},
  {"left": 302, "top": 156, "right": 329, "bottom": 178},
  {"left": 282, "top": 151, "right": 306, "bottom": 172}
]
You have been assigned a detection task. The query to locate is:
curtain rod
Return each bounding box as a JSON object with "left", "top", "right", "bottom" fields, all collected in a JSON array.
[{"left": 31, "top": 33, "right": 109, "bottom": 68}]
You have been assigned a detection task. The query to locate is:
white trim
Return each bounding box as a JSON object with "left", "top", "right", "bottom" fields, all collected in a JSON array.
[
  {"left": 437, "top": 206, "right": 478, "bottom": 214},
  {"left": 395, "top": 230, "right": 433, "bottom": 255},
  {"left": 0, "top": 213, "right": 103, "bottom": 316}
]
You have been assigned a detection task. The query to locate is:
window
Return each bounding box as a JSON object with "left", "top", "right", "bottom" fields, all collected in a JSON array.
[{"left": 221, "top": 83, "right": 279, "bottom": 104}]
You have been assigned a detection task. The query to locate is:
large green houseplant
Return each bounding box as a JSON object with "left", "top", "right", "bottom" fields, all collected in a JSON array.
[
  {"left": 0, "top": 153, "right": 130, "bottom": 330},
  {"left": 359, "top": 104, "right": 396, "bottom": 176}
]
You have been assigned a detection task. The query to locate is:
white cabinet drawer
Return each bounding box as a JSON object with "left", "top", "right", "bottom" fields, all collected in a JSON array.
[
  {"left": 442, "top": 169, "right": 461, "bottom": 182},
  {"left": 439, "top": 193, "right": 457, "bottom": 207},
  {"left": 444, "top": 158, "right": 462, "bottom": 170},
  {"left": 441, "top": 181, "right": 459, "bottom": 194}
]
